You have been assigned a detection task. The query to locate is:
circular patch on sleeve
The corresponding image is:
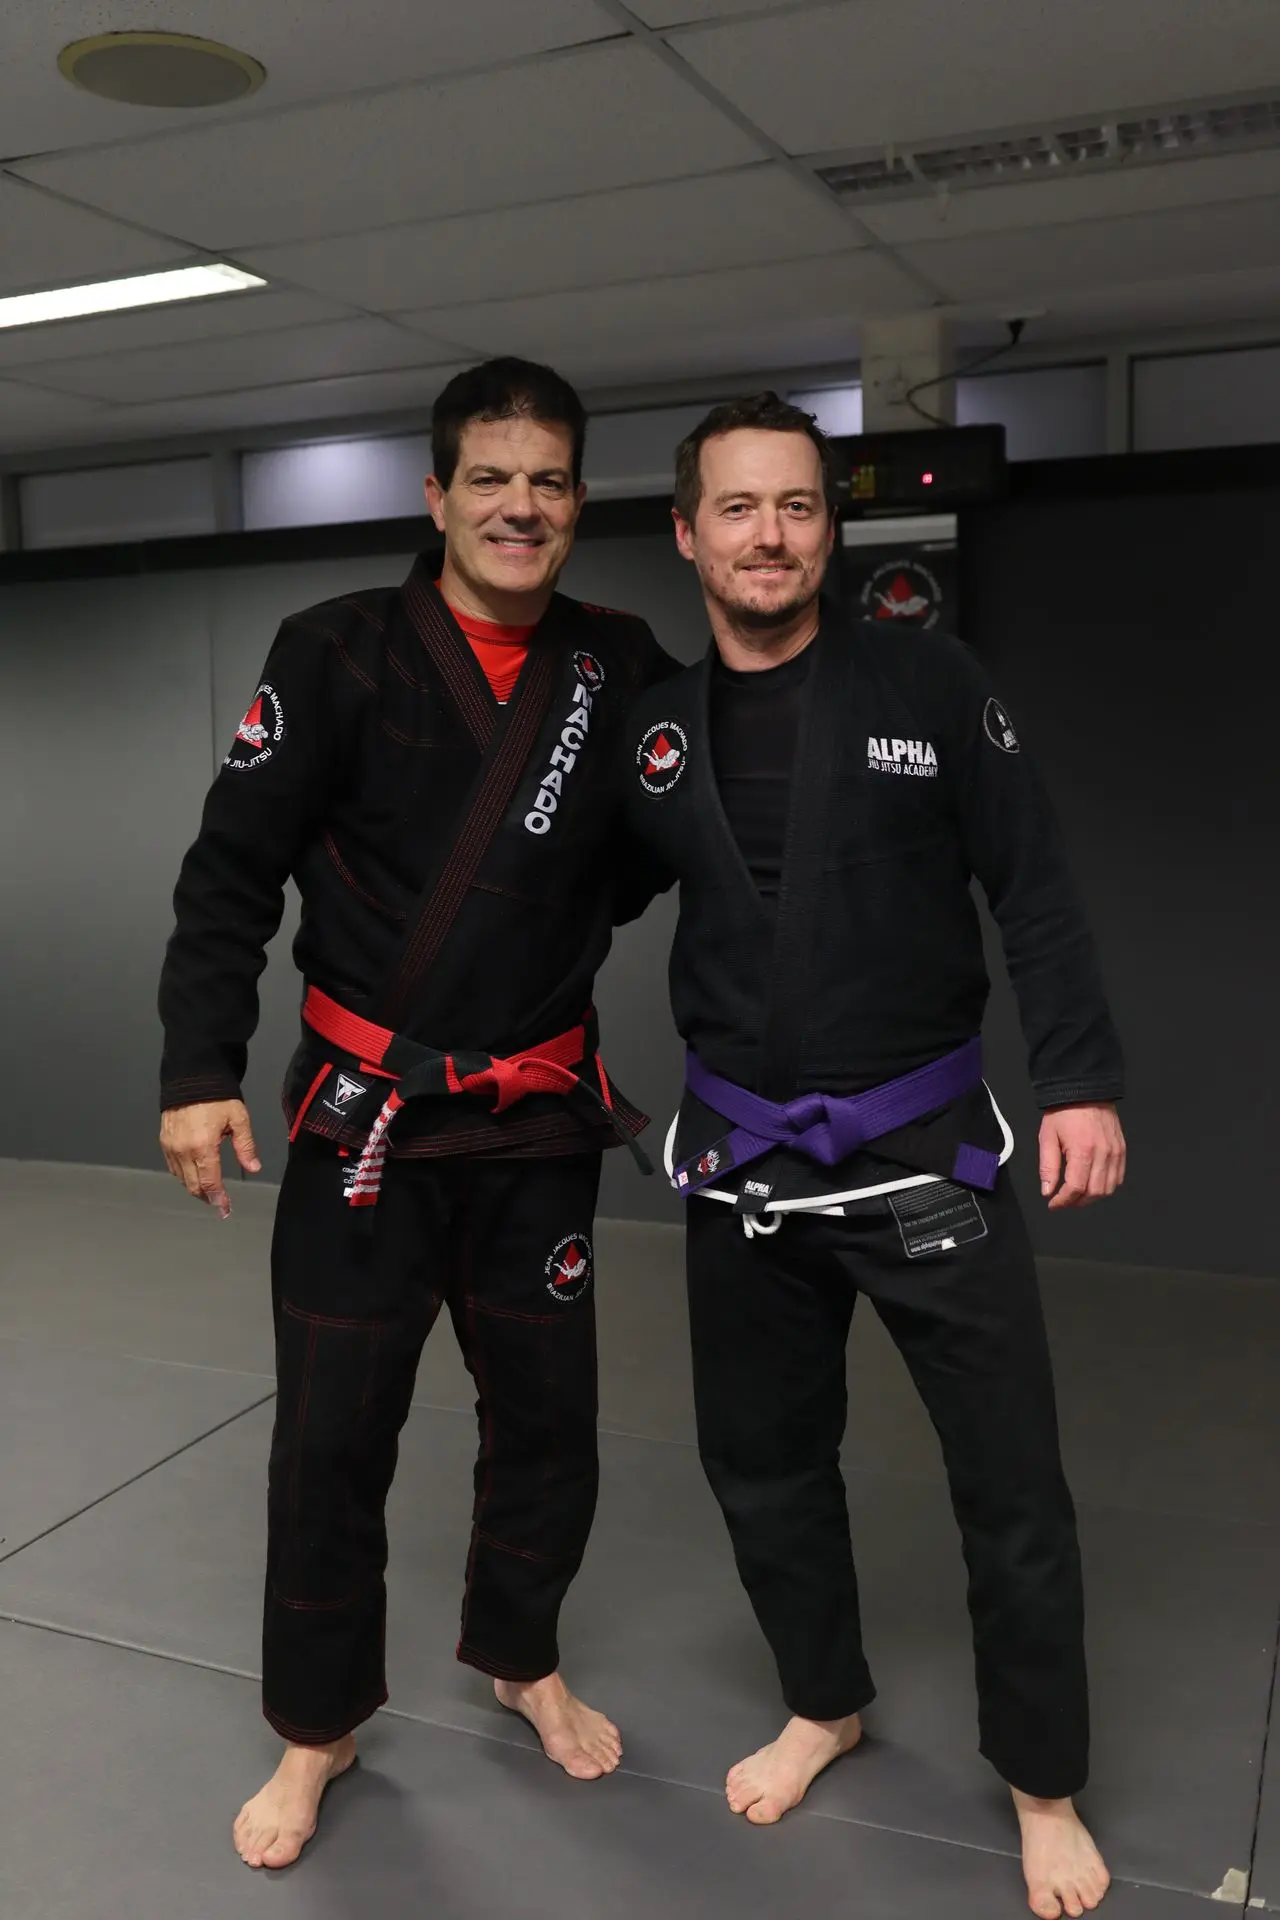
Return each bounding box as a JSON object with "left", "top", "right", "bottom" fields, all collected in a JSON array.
[
  {"left": 982, "top": 695, "right": 1019, "bottom": 754},
  {"left": 637, "top": 720, "right": 689, "bottom": 794},
  {"left": 224, "top": 681, "right": 285, "bottom": 771}
]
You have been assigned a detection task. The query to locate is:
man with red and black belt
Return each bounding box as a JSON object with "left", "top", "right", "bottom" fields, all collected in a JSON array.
[{"left": 157, "top": 358, "right": 676, "bottom": 1869}]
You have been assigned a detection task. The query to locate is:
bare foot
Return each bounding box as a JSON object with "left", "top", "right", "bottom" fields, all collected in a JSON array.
[
  {"left": 726, "top": 1712, "right": 862, "bottom": 1825},
  {"left": 233, "top": 1735, "right": 357, "bottom": 1869},
  {"left": 1013, "top": 1789, "right": 1111, "bottom": 1918},
  {"left": 494, "top": 1672, "right": 622, "bottom": 1780}
]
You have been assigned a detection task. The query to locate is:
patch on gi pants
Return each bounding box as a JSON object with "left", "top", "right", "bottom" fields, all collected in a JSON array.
[
  {"left": 888, "top": 1181, "right": 988, "bottom": 1259},
  {"left": 545, "top": 1233, "right": 593, "bottom": 1303},
  {"left": 224, "top": 681, "right": 285, "bottom": 771}
]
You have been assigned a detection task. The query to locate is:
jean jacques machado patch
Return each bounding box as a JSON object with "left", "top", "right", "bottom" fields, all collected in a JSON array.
[
  {"left": 224, "top": 683, "right": 285, "bottom": 772},
  {"left": 637, "top": 720, "right": 689, "bottom": 795}
]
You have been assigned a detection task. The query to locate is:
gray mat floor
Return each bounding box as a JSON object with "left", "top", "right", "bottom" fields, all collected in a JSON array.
[{"left": 2, "top": 1158, "right": 1278, "bottom": 1917}]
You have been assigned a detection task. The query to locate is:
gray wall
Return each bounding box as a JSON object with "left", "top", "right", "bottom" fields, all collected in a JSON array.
[{"left": 3, "top": 489, "right": 1277, "bottom": 1273}]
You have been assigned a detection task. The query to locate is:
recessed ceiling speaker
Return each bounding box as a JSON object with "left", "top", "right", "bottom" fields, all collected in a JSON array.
[{"left": 58, "top": 32, "right": 266, "bottom": 108}]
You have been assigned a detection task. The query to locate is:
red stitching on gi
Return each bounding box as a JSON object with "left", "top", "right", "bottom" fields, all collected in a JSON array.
[
  {"left": 477, "top": 1529, "right": 553, "bottom": 1564},
  {"left": 457, "top": 1221, "right": 494, "bottom": 1657},
  {"left": 288, "top": 1061, "right": 333, "bottom": 1143},
  {"left": 339, "top": 595, "right": 386, "bottom": 632},
  {"left": 455, "top": 1644, "right": 550, "bottom": 1682},
  {"left": 290, "top": 1321, "right": 318, "bottom": 1538},
  {"left": 282, "top": 1301, "right": 387, "bottom": 1332},
  {"left": 470, "top": 1305, "right": 562, "bottom": 1326},
  {"left": 264, "top": 1692, "right": 387, "bottom": 1746},
  {"left": 287, "top": 617, "right": 379, "bottom": 693},
  {"left": 323, "top": 833, "right": 403, "bottom": 923}
]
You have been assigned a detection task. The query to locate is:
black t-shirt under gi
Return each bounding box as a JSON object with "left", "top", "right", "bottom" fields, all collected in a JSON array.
[{"left": 708, "top": 645, "right": 812, "bottom": 911}]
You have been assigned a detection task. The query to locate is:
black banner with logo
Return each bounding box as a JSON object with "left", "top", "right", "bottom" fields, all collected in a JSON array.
[{"left": 838, "top": 526, "right": 959, "bottom": 635}]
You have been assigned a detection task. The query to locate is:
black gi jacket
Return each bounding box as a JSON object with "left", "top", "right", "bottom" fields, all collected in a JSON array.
[
  {"left": 622, "top": 608, "right": 1124, "bottom": 1204},
  {"left": 159, "top": 557, "right": 677, "bottom": 1158}
]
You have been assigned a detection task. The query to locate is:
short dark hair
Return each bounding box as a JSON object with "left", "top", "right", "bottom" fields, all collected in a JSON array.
[
  {"left": 673, "top": 391, "right": 835, "bottom": 523},
  {"left": 431, "top": 356, "right": 587, "bottom": 489}
]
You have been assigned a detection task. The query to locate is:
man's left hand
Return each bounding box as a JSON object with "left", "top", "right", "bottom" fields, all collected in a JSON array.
[{"left": 1038, "top": 1103, "right": 1126, "bottom": 1210}]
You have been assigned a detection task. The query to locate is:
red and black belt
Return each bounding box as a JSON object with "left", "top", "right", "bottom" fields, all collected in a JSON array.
[{"left": 292, "top": 985, "right": 650, "bottom": 1205}]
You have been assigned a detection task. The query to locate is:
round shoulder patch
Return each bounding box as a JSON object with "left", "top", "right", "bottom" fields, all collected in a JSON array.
[
  {"left": 572, "top": 649, "right": 606, "bottom": 693},
  {"left": 224, "top": 682, "right": 285, "bottom": 772},
  {"left": 637, "top": 719, "right": 688, "bottom": 794},
  {"left": 982, "top": 695, "right": 1019, "bottom": 754}
]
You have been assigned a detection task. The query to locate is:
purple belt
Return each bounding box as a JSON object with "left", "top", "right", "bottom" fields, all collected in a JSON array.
[{"left": 672, "top": 1039, "right": 999, "bottom": 1197}]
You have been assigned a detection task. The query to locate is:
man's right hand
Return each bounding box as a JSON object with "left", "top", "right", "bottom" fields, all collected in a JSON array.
[{"left": 160, "top": 1100, "right": 262, "bottom": 1219}]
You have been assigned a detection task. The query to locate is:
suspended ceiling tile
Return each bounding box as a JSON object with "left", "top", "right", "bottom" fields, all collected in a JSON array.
[
  {"left": 858, "top": 149, "right": 1280, "bottom": 247},
  {"left": 241, "top": 164, "right": 856, "bottom": 311},
  {"left": 0, "top": 0, "right": 619, "bottom": 158},
  {"left": 629, "top": 0, "right": 806, "bottom": 19},
  {"left": 900, "top": 197, "right": 1280, "bottom": 306},
  {"left": 13, "top": 41, "right": 760, "bottom": 250},
  {"left": 0, "top": 288, "right": 351, "bottom": 370},
  {"left": 1019, "top": 264, "right": 1280, "bottom": 339},
  {"left": 0, "top": 175, "right": 186, "bottom": 295},
  {"left": 673, "top": 0, "right": 1280, "bottom": 154},
  {"left": 406, "top": 249, "right": 910, "bottom": 360},
  {"left": 35, "top": 363, "right": 472, "bottom": 443},
  {"left": 554, "top": 310, "right": 865, "bottom": 387},
  {"left": 23, "top": 316, "right": 464, "bottom": 404},
  {"left": 0, "top": 378, "right": 112, "bottom": 451}
]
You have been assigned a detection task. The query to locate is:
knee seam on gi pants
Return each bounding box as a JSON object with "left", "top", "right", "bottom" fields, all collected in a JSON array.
[
  {"left": 476, "top": 1528, "right": 555, "bottom": 1565},
  {"left": 281, "top": 1300, "right": 389, "bottom": 1332}
]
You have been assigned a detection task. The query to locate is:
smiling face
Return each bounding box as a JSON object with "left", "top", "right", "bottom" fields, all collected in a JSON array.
[
  {"left": 426, "top": 414, "right": 586, "bottom": 620},
  {"left": 674, "top": 427, "right": 834, "bottom": 631}
]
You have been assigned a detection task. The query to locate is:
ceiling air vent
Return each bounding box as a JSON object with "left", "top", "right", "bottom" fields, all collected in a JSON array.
[{"left": 815, "top": 90, "right": 1280, "bottom": 202}]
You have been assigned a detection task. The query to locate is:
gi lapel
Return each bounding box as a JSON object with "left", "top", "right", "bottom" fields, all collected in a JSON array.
[
  {"left": 377, "top": 572, "right": 564, "bottom": 1028},
  {"left": 757, "top": 618, "right": 847, "bottom": 1100}
]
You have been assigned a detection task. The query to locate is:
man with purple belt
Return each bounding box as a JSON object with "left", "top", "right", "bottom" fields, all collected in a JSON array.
[{"left": 622, "top": 394, "right": 1126, "bottom": 1920}]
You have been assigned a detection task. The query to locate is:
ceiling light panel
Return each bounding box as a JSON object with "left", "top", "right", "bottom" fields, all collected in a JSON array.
[
  {"left": 815, "top": 92, "right": 1280, "bottom": 204},
  {"left": 0, "top": 264, "right": 265, "bottom": 333}
]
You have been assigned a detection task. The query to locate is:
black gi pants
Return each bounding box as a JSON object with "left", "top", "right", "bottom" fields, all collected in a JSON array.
[
  {"left": 263, "top": 1136, "right": 602, "bottom": 1746},
  {"left": 686, "top": 1176, "right": 1088, "bottom": 1801}
]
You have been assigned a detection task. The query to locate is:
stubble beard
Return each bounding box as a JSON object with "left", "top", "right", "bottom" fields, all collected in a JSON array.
[{"left": 710, "top": 564, "right": 819, "bottom": 632}]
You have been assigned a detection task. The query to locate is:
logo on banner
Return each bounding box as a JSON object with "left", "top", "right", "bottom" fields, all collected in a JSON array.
[
  {"left": 572, "top": 650, "right": 606, "bottom": 693},
  {"left": 860, "top": 559, "right": 943, "bottom": 628},
  {"left": 637, "top": 720, "right": 688, "bottom": 794},
  {"left": 867, "top": 735, "right": 939, "bottom": 778},
  {"left": 225, "top": 682, "right": 285, "bottom": 772},
  {"left": 545, "top": 1234, "right": 593, "bottom": 1303},
  {"left": 982, "top": 696, "right": 1020, "bottom": 753}
]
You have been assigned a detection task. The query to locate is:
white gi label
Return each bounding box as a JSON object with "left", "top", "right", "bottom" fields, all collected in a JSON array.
[{"left": 887, "top": 1181, "right": 987, "bottom": 1258}]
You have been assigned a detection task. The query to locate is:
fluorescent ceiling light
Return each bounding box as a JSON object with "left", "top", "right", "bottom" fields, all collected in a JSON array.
[{"left": 0, "top": 262, "right": 266, "bottom": 332}]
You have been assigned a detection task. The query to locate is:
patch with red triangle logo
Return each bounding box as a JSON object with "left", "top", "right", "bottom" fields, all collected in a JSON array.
[
  {"left": 224, "top": 681, "right": 285, "bottom": 772},
  {"left": 544, "top": 1233, "right": 594, "bottom": 1303},
  {"left": 636, "top": 719, "right": 689, "bottom": 796},
  {"left": 859, "top": 558, "right": 943, "bottom": 629}
]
